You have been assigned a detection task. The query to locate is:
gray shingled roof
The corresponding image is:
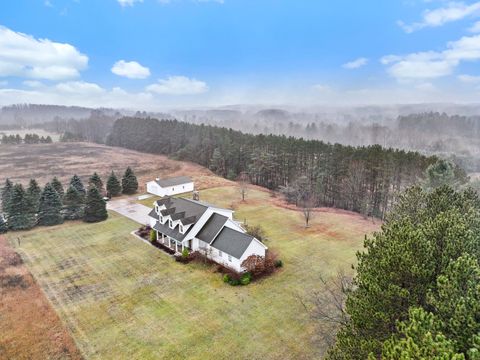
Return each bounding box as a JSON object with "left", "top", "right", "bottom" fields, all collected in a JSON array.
[
  {"left": 153, "top": 221, "right": 187, "bottom": 241},
  {"left": 210, "top": 227, "right": 255, "bottom": 259},
  {"left": 155, "top": 176, "right": 192, "bottom": 187},
  {"left": 148, "top": 209, "right": 158, "bottom": 219},
  {"left": 196, "top": 213, "right": 228, "bottom": 244}
]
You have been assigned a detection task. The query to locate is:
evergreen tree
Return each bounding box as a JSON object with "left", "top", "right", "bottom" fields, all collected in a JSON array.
[
  {"left": 0, "top": 215, "right": 7, "bottom": 234},
  {"left": 63, "top": 186, "right": 85, "bottom": 220},
  {"left": 38, "top": 183, "right": 63, "bottom": 226},
  {"left": 379, "top": 308, "right": 465, "bottom": 360},
  {"left": 26, "top": 178, "right": 42, "bottom": 212},
  {"left": 51, "top": 176, "right": 64, "bottom": 198},
  {"left": 121, "top": 167, "right": 138, "bottom": 195},
  {"left": 106, "top": 171, "right": 122, "bottom": 197},
  {"left": 1, "top": 178, "right": 13, "bottom": 215},
  {"left": 84, "top": 187, "right": 108, "bottom": 223},
  {"left": 328, "top": 186, "right": 480, "bottom": 359},
  {"left": 424, "top": 159, "right": 468, "bottom": 191},
  {"left": 8, "top": 184, "right": 35, "bottom": 230},
  {"left": 89, "top": 172, "right": 103, "bottom": 192},
  {"left": 69, "top": 174, "right": 86, "bottom": 196}
]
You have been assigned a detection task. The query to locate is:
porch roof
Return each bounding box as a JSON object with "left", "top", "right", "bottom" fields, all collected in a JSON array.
[{"left": 153, "top": 221, "right": 187, "bottom": 241}]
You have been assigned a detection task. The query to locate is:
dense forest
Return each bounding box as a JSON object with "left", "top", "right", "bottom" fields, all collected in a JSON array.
[{"left": 107, "top": 117, "right": 438, "bottom": 218}]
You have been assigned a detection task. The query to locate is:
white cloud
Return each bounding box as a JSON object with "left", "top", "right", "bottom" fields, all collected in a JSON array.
[
  {"left": 382, "top": 34, "right": 480, "bottom": 80},
  {"left": 146, "top": 76, "right": 208, "bottom": 95},
  {"left": 342, "top": 57, "right": 368, "bottom": 69},
  {"left": 44, "top": 0, "right": 53, "bottom": 7},
  {"left": 0, "top": 25, "right": 88, "bottom": 80},
  {"left": 0, "top": 81, "right": 154, "bottom": 108},
  {"left": 117, "top": 0, "right": 143, "bottom": 7},
  {"left": 111, "top": 60, "right": 150, "bottom": 79},
  {"left": 399, "top": 1, "right": 480, "bottom": 33},
  {"left": 458, "top": 74, "right": 480, "bottom": 83},
  {"left": 468, "top": 20, "right": 480, "bottom": 32},
  {"left": 0, "top": 80, "right": 7, "bottom": 88},
  {"left": 23, "top": 80, "right": 44, "bottom": 88}
]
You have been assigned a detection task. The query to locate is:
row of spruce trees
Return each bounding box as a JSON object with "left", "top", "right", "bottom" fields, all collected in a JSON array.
[{"left": 0, "top": 167, "right": 138, "bottom": 233}]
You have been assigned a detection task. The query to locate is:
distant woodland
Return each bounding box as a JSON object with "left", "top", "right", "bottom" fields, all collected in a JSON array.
[{"left": 106, "top": 117, "right": 438, "bottom": 218}]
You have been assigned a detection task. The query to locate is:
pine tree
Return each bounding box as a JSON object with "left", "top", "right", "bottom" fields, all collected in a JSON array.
[
  {"left": 89, "top": 172, "right": 103, "bottom": 192},
  {"left": 51, "top": 177, "right": 64, "bottom": 198},
  {"left": 328, "top": 186, "right": 480, "bottom": 359},
  {"left": 0, "top": 215, "right": 7, "bottom": 234},
  {"left": 63, "top": 186, "right": 85, "bottom": 220},
  {"left": 121, "top": 167, "right": 138, "bottom": 195},
  {"left": 8, "top": 184, "right": 35, "bottom": 230},
  {"left": 84, "top": 187, "right": 108, "bottom": 223},
  {"left": 26, "top": 178, "right": 41, "bottom": 212},
  {"left": 38, "top": 183, "right": 63, "bottom": 226},
  {"left": 1, "top": 178, "right": 13, "bottom": 215},
  {"left": 69, "top": 174, "right": 86, "bottom": 196},
  {"left": 106, "top": 171, "right": 122, "bottom": 197}
]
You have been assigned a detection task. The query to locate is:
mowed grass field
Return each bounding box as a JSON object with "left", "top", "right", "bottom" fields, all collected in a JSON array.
[{"left": 8, "top": 186, "right": 378, "bottom": 360}]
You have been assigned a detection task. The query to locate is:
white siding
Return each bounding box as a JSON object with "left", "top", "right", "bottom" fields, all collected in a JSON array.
[{"left": 146, "top": 181, "right": 194, "bottom": 197}]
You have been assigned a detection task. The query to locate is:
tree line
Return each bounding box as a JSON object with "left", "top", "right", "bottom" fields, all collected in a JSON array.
[
  {"left": 1, "top": 133, "right": 53, "bottom": 144},
  {"left": 0, "top": 167, "right": 138, "bottom": 233},
  {"left": 106, "top": 117, "right": 443, "bottom": 218}
]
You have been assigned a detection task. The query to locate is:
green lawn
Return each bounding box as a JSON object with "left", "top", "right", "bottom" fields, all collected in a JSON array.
[{"left": 9, "top": 186, "right": 377, "bottom": 360}]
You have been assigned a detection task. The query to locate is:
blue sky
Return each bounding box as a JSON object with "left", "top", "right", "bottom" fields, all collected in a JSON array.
[{"left": 1, "top": 0, "right": 480, "bottom": 108}]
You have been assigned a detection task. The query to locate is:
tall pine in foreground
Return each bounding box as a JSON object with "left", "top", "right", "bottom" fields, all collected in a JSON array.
[
  {"left": 89, "top": 172, "right": 103, "bottom": 193},
  {"left": 1, "top": 178, "right": 13, "bottom": 215},
  {"left": 328, "top": 186, "right": 480, "bottom": 359},
  {"left": 51, "top": 177, "right": 64, "bottom": 198},
  {"left": 106, "top": 171, "right": 122, "bottom": 197},
  {"left": 63, "top": 186, "right": 84, "bottom": 220},
  {"left": 84, "top": 187, "right": 108, "bottom": 223},
  {"left": 38, "top": 183, "right": 63, "bottom": 226},
  {"left": 8, "top": 184, "right": 35, "bottom": 230},
  {"left": 121, "top": 167, "right": 138, "bottom": 195}
]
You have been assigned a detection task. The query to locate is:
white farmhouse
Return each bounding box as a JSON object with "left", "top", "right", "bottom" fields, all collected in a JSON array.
[
  {"left": 146, "top": 176, "right": 194, "bottom": 197},
  {"left": 148, "top": 197, "right": 267, "bottom": 273}
]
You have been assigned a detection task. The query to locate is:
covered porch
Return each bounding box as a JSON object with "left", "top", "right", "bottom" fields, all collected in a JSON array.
[{"left": 156, "top": 232, "right": 190, "bottom": 254}]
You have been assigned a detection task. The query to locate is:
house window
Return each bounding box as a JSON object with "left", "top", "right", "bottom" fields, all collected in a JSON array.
[
  {"left": 218, "top": 250, "right": 222, "bottom": 257},
  {"left": 228, "top": 255, "right": 232, "bottom": 262},
  {"left": 169, "top": 220, "right": 173, "bottom": 228},
  {"left": 179, "top": 225, "right": 184, "bottom": 233}
]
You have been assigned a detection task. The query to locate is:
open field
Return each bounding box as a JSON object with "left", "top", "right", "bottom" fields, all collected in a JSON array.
[
  {"left": 8, "top": 185, "right": 378, "bottom": 359},
  {"left": 0, "top": 236, "right": 83, "bottom": 360},
  {"left": 0, "top": 142, "right": 232, "bottom": 191}
]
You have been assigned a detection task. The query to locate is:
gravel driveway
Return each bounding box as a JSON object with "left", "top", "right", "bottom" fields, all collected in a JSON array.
[{"left": 107, "top": 197, "right": 152, "bottom": 225}]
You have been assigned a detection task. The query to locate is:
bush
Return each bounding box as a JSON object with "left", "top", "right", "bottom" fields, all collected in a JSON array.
[
  {"left": 240, "top": 272, "right": 252, "bottom": 285},
  {"left": 244, "top": 224, "right": 266, "bottom": 242},
  {"left": 228, "top": 278, "right": 240, "bottom": 286},
  {"left": 150, "top": 229, "right": 156, "bottom": 243},
  {"left": 223, "top": 274, "right": 231, "bottom": 283},
  {"left": 182, "top": 248, "right": 189, "bottom": 259},
  {"left": 274, "top": 259, "right": 283, "bottom": 268}
]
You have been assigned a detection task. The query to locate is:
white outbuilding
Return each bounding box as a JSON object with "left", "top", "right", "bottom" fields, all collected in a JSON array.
[{"left": 146, "top": 176, "right": 194, "bottom": 197}]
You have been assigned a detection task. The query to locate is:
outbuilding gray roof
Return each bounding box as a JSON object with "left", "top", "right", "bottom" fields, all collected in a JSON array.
[
  {"left": 155, "top": 176, "right": 192, "bottom": 188},
  {"left": 196, "top": 213, "right": 228, "bottom": 244},
  {"left": 210, "top": 227, "right": 255, "bottom": 259}
]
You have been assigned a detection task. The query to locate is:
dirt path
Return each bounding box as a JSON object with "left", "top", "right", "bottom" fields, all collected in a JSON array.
[{"left": 0, "top": 236, "right": 83, "bottom": 360}]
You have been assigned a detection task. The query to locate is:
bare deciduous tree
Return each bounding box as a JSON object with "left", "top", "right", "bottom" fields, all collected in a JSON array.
[
  {"left": 298, "top": 270, "right": 352, "bottom": 351},
  {"left": 238, "top": 171, "right": 249, "bottom": 201}
]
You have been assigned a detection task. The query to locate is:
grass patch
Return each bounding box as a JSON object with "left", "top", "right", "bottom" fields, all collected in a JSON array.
[{"left": 9, "top": 186, "right": 377, "bottom": 359}]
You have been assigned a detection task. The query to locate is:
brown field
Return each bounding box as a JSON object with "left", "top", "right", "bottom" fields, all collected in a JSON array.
[
  {"left": 0, "top": 142, "right": 232, "bottom": 191},
  {"left": 0, "top": 236, "right": 83, "bottom": 360}
]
